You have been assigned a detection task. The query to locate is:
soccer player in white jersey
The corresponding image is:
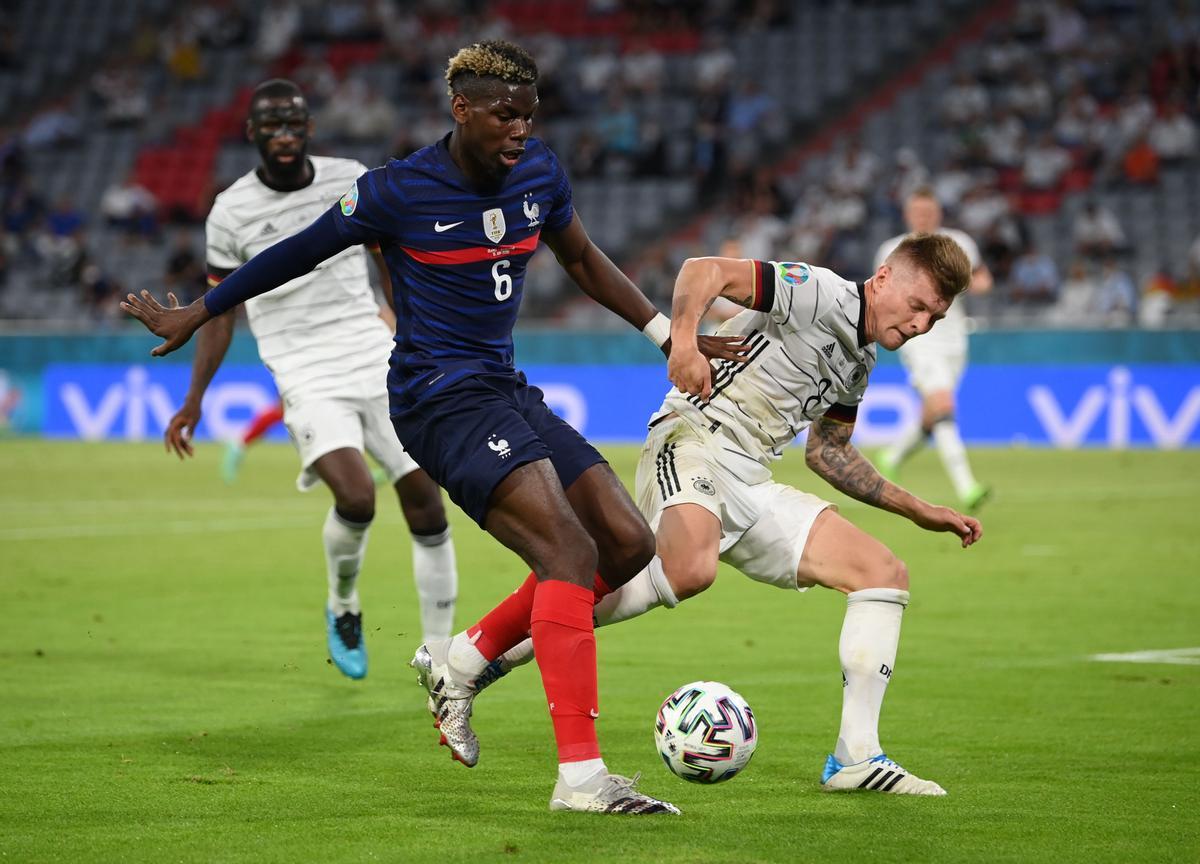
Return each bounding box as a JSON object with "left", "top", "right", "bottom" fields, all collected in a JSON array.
[
  {"left": 456, "top": 233, "right": 984, "bottom": 795},
  {"left": 162, "top": 80, "right": 458, "bottom": 679},
  {"left": 872, "top": 187, "right": 992, "bottom": 510}
]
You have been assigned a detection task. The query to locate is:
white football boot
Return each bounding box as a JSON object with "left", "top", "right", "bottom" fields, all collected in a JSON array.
[
  {"left": 549, "top": 771, "right": 681, "bottom": 815},
  {"left": 410, "top": 640, "right": 479, "bottom": 767},
  {"left": 821, "top": 753, "right": 947, "bottom": 796}
]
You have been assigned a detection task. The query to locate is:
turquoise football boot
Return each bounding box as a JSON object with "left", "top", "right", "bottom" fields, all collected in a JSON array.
[{"left": 326, "top": 608, "right": 367, "bottom": 680}]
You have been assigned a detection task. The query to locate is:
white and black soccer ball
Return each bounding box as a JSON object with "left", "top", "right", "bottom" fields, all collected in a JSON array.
[{"left": 654, "top": 681, "right": 757, "bottom": 784}]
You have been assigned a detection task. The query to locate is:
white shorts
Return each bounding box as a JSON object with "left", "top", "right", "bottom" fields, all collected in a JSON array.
[
  {"left": 634, "top": 416, "right": 834, "bottom": 591},
  {"left": 282, "top": 377, "right": 419, "bottom": 492},
  {"left": 898, "top": 339, "right": 966, "bottom": 397}
]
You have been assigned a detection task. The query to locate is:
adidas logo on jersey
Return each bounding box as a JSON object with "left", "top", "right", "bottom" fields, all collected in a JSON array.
[{"left": 821, "top": 343, "right": 836, "bottom": 359}]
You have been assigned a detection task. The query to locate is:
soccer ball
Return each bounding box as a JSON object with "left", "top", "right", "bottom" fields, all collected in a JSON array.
[{"left": 654, "top": 681, "right": 757, "bottom": 784}]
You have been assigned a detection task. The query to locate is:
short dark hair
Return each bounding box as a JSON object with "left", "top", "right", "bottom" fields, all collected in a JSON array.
[
  {"left": 248, "top": 79, "right": 305, "bottom": 116},
  {"left": 445, "top": 41, "right": 538, "bottom": 97},
  {"left": 888, "top": 232, "right": 971, "bottom": 299}
]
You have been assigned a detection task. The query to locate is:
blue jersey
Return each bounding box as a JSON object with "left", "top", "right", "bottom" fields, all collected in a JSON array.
[{"left": 329, "top": 134, "right": 574, "bottom": 407}]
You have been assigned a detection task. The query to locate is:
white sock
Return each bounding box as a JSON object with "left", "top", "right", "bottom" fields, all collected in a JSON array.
[
  {"left": 411, "top": 526, "right": 457, "bottom": 642},
  {"left": 558, "top": 757, "right": 607, "bottom": 788},
  {"left": 499, "top": 637, "right": 535, "bottom": 671},
  {"left": 834, "top": 587, "right": 909, "bottom": 766},
  {"left": 323, "top": 507, "right": 371, "bottom": 616},
  {"left": 446, "top": 629, "right": 489, "bottom": 679},
  {"left": 885, "top": 422, "right": 927, "bottom": 467},
  {"left": 594, "top": 556, "right": 679, "bottom": 626},
  {"left": 931, "top": 418, "right": 978, "bottom": 499}
]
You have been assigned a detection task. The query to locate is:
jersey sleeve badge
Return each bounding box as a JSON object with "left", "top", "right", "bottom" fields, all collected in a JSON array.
[
  {"left": 777, "top": 262, "right": 810, "bottom": 285},
  {"left": 339, "top": 183, "right": 359, "bottom": 216}
]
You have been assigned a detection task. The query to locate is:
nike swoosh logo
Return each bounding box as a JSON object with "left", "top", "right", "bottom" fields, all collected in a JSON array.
[{"left": 434, "top": 221, "right": 464, "bottom": 232}]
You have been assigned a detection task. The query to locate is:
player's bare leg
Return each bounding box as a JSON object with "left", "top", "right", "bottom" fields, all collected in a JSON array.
[
  {"left": 314, "top": 447, "right": 378, "bottom": 680},
  {"left": 796, "top": 509, "right": 945, "bottom": 795},
  {"left": 413, "top": 460, "right": 678, "bottom": 812},
  {"left": 392, "top": 469, "right": 457, "bottom": 642},
  {"left": 561, "top": 462, "right": 656, "bottom": 589}
]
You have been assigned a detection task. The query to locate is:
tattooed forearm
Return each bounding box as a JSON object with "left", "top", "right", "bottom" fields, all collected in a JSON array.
[{"left": 805, "top": 417, "right": 886, "bottom": 506}]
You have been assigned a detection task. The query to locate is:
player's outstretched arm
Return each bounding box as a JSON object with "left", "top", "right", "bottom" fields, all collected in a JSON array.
[
  {"left": 543, "top": 213, "right": 748, "bottom": 365},
  {"left": 164, "top": 297, "right": 236, "bottom": 459},
  {"left": 805, "top": 414, "right": 982, "bottom": 548},
  {"left": 121, "top": 210, "right": 354, "bottom": 356}
]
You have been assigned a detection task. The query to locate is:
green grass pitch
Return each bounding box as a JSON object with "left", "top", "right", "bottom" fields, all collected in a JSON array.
[{"left": 1, "top": 440, "right": 1198, "bottom": 863}]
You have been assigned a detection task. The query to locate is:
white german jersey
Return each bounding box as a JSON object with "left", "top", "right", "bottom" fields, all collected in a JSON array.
[
  {"left": 873, "top": 227, "right": 979, "bottom": 354},
  {"left": 653, "top": 261, "right": 876, "bottom": 464},
  {"left": 205, "top": 156, "right": 393, "bottom": 402}
]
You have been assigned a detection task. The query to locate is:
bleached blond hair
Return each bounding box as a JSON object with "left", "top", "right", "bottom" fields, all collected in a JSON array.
[{"left": 445, "top": 40, "right": 538, "bottom": 96}]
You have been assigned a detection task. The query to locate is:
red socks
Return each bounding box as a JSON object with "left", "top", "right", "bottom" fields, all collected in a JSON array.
[
  {"left": 242, "top": 402, "right": 284, "bottom": 445},
  {"left": 468, "top": 573, "right": 538, "bottom": 661},
  {"left": 530, "top": 579, "right": 600, "bottom": 763},
  {"left": 468, "top": 572, "right": 612, "bottom": 663}
]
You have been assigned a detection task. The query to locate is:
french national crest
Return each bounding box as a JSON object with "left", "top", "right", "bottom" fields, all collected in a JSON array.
[{"left": 483, "top": 208, "right": 506, "bottom": 244}]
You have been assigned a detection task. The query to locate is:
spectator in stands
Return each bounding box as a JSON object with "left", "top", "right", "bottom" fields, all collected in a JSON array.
[
  {"left": 325, "top": 79, "right": 399, "bottom": 143},
  {"left": 982, "top": 106, "right": 1025, "bottom": 168},
  {"left": 931, "top": 156, "right": 975, "bottom": 212},
  {"left": 1115, "top": 84, "right": 1157, "bottom": 148},
  {"left": 694, "top": 32, "right": 735, "bottom": 91},
  {"left": 163, "top": 18, "right": 205, "bottom": 83},
  {"left": 164, "top": 231, "right": 204, "bottom": 307},
  {"left": 1139, "top": 265, "right": 1179, "bottom": 328},
  {"left": 1073, "top": 200, "right": 1126, "bottom": 257},
  {"left": 255, "top": 0, "right": 300, "bottom": 63},
  {"left": 829, "top": 139, "right": 879, "bottom": 198},
  {"left": 1006, "top": 65, "right": 1053, "bottom": 125},
  {"left": 1044, "top": 0, "right": 1087, "bottom": 54},
  {"left": 1049, "top": 259, "right": 1099, "bottom": 326},
  {"left": 1010, "top": 242, "right": 1060, "bottom": 305},
  {"left": 22, "top": 104, "right": 81, "bottom": 150},
  {"left": 568, "top": 128, "right": 606, "bottom": 179},
  {"left": 1122, "top": 131, "right": 1160, "bottom": 185},
  {"left": 1148, "top": 95, "right": 1197, "bottom": 163},
  {"left": 576, "top": 40, "right": 619, "bottom": 97},
  {"left": 80, "top": 262, "right": 122, "bottom": 323},
  {"left": 1022, "top": 131, "right": 1072, "bottom": 190},
  {"left": 1097, "top": 258, "right": 1137, "bottom": 326},
  {"left": 90, "top": 62, "right": 150, "bottom": 127},
  {"left": 621, "top": 37, "right": 665, "bottom": 96},
  {"left": 100, "top": 176, "right": 158, "bottom": 241},
  {"left": 595, "top": 89, "right": 640, "bottom": 176},
  {"left": 941, "top": 70, "right": 989, "bottom": 126}
]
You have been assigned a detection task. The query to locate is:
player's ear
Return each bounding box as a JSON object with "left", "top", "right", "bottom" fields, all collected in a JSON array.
[
  {"left": 306, "top": 116, "right": 315, "bottom": 138},
  {"left": 245, "top": 118, "right": 254, "bottom": 143},
  {"left": 450, "top": 92, "right": 471, "bottom": 124}
]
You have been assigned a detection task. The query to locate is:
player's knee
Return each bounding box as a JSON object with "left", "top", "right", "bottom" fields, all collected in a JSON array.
[
  {"left": 664, "top": 555, "right": 717, "bottom": 600},
  {"left": 399, "top": 493, "right": 447, "bottom": 535},
  {"left": 335, "top": 486, "right": 376, "bottom": 525},
  {"left": 602, "top": 518, "right": 656, "bottom": 580},
  {"left": 873, "top": 553, "right": 909, "bottom": 591}
]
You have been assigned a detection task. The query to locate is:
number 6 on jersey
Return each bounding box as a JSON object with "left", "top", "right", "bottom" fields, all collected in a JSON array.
[{"left": 492, "top": 260, "right": 513, "bottom": 301}]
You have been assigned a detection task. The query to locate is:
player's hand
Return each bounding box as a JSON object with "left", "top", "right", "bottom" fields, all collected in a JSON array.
[
  {"left": 695, "top": 334, "right": 752, "bottom": 363},
  {"left": 120, "top": 290, "right": 208, "bottom": 356},
  {"left": 913, "top": 504, "right": 983, "bottom": 548},
  {"left": 164, "top": 401, "right": 201, "bottom": 460},
  {"left": 668, "top": 346, "right": 714, "bottom": 401}
]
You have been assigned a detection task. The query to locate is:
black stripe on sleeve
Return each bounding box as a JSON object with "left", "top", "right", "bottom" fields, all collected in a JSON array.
[
  {"left": 823, "top": 403, "right": 859, "bottom": 425},
  {"left": 752, "top": 260, "right": 775, "bottom": 312}
]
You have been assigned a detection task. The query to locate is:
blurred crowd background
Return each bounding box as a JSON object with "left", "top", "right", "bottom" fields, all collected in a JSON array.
[{"left": 2, "top": 0, "right": 1200, "bottom": 330}]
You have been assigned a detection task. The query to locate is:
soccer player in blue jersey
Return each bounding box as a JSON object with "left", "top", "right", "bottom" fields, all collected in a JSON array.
[{"left": 122, "top": 40, "right": 743, "bottom": 815}]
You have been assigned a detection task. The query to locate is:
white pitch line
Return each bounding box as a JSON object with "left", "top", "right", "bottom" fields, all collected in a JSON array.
[
  {"left": 0, "top": 515, "right": 314, "bottom": 542},
  {"left": 1089, "top": 647, "right": 1200, "bottom": 666}
]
